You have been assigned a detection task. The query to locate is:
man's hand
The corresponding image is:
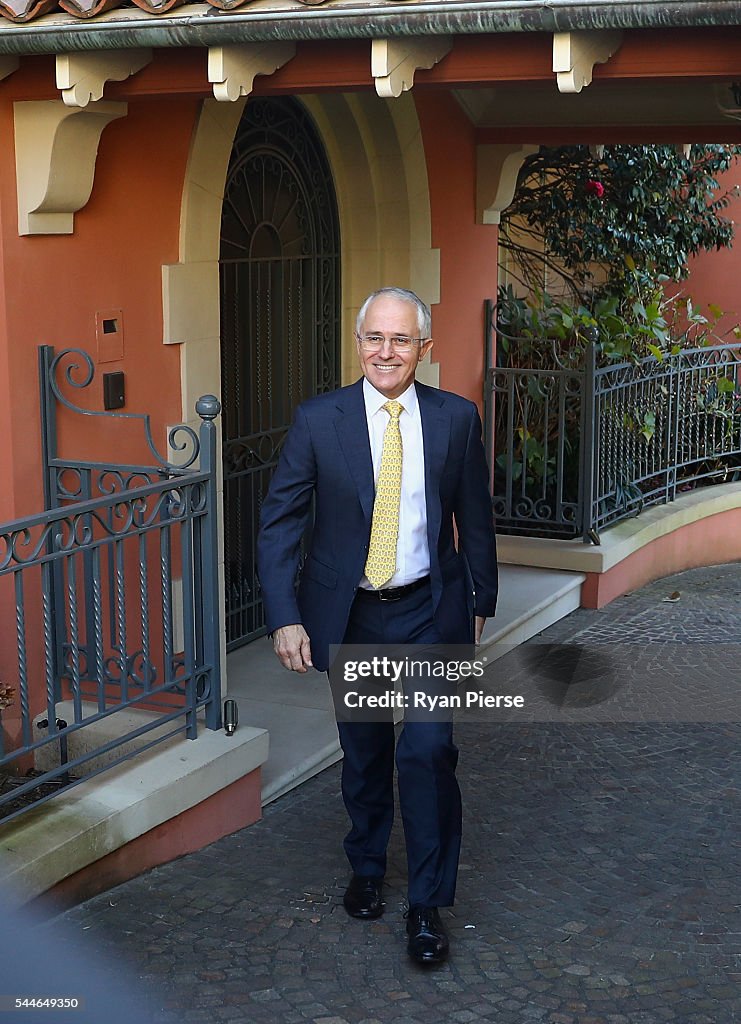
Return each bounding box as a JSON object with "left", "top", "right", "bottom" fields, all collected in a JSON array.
[
  {"left": 474, "top": 616, "right": 486, "bottom": 645},
  {"left": 272, "top": 624, "right": 313, "bottom": 673}
]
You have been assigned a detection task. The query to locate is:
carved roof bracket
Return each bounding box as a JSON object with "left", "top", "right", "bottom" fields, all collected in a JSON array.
[
  {"left": 477, "top": 143, "right": 538, "bottom": 225},
  {"left": 553, "top": 30, "right": 623, "bottom": 94},
  {"left": 56, "top": 49, "right": 151, "bottom": 106},
  {"left": 208, "top": 42, "right": 296, "bottom": 102},
  {"left": 14, "top": 99, "right": 127, "bottom": 235},
  {"left": 0, "top": 56, "right": 20, "bottom": 82},
  {"left": 372, "top": 36, "right": 452, "bottom": 99}
]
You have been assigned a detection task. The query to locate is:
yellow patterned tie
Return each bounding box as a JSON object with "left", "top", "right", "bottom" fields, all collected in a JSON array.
[{"left": 364, "top": 400, "right": 403, "bottom": 589}]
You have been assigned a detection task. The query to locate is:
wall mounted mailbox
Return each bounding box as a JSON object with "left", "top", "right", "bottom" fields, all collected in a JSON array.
[{"left": 103, "top": 370, "right": 125, "bottom": 410}]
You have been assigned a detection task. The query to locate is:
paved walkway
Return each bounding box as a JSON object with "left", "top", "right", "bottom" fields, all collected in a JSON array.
[{"left": 45, "top": 564, "right": 741, "bottom": 1024}]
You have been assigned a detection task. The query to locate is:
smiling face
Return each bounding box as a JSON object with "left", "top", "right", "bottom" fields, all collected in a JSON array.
[{"left": 355, "top": 294, "right": 434, "bottom": 400}]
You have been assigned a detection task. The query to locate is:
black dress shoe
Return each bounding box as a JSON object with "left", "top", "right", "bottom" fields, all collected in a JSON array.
[
  {"left": 343, "top": 874, "right": 384, "bottom": 919},
  {"left": 406, "top": 906, "right": 449, "bottom": 964}
]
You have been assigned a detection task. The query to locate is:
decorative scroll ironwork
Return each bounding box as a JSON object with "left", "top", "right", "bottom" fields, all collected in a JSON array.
[
  {"left": 488, "top": 361, "right": 583, "bottom": 537},
  {"left": 49, "top": 348, "right": 201, "bottom": 474},
  {"left": 485, "top": 298, "right": 741, "bottom": 542},
  {"left": 0, "top": 348, "right": 223, "bottom": 825},
  {"left": 220, "top": 96, "right": 340, "bottom": 650}
]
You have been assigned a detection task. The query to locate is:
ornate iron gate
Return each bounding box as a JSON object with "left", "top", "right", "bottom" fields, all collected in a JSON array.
[
  {"left": 220, "top": 97, "right": 341, "bottom": 650},
  {"left": 0, "top": 347, "right": 222, "bottom": 824}
]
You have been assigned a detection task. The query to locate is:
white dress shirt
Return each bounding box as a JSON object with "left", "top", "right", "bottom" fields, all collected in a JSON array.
[{"left": 359, "top": 378, "right": 430, "bottom": 589}]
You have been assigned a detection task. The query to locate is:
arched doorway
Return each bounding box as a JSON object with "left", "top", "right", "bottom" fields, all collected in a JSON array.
[{"left": 220, "top": 97, "right": 341, "bottom": 650}]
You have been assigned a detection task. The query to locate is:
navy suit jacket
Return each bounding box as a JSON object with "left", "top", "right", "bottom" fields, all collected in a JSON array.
[{"left": 257, "top": 378, "right": 498, "bottom": 671}]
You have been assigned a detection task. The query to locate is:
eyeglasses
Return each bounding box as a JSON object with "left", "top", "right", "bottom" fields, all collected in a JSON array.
[{"left": 356, "top": 334, "right": 427, "bottom": 352}]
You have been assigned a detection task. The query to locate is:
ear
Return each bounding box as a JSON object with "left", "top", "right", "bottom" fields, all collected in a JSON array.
[{"left": 419, "top": 339, "right": 434, "bottom": 361}]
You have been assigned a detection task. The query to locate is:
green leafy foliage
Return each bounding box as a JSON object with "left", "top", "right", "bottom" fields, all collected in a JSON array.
[
  {"left": 493, "top": 144, "right": 741, "bottom": 535},
  {"left": 496, "top": 281, "right": 732, "bottom": 368},
  {"left": 500, "top": 144, "right": 741, "bottom": 307}
]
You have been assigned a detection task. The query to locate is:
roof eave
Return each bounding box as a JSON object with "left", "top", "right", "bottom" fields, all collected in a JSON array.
[{"left": 2, "top": 0, "right": 741, "bottom": 56}]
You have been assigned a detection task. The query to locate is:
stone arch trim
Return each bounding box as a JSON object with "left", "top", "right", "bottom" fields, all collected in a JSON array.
[
  {"left": 162, "top": 90, "right": 440, "bottom": 419},
  {"left": 300, "top": 93, "right": 439, "bottom": 384}
]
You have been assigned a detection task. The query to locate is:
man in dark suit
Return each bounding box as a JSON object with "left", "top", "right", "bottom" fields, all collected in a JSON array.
[{"left": 257, "top": 287, "right": 498, "bottom": 964}]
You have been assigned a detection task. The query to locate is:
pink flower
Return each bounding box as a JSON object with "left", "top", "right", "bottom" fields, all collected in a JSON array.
[{"left": 585, "top": 179, "right": 605, "bottom": 198}]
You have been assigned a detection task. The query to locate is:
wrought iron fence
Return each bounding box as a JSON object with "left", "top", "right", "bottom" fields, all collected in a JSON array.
[
  {"left": 484, "top": 301, "right": 741, "bottom": 542},
  {"left": 0, "top": 347, "right": 222, "bottom": 824}
]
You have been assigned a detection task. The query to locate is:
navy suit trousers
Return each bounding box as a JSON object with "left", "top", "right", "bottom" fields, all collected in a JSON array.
[{"left": 336, "top": 581, "right": 462, "bottom": 908}]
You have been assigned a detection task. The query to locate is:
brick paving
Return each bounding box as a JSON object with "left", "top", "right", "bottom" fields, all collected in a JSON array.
[{"left": 47, "top": 563, "right": 740, "bottom": 1024}]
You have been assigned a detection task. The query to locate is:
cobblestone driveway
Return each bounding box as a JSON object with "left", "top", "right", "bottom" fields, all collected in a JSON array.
[{"left": 48, "top": 563, "right": 741, "bottom": 1024}]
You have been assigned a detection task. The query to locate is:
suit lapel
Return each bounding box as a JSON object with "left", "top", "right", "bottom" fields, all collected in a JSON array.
[
  {"left": 416, "top": 381, "right": 450, "bottom": 554},
  {"left": 334, "top": 379, "right": 375, "bottom": 524}
]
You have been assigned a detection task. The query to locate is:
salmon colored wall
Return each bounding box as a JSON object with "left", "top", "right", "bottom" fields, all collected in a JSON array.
[
  {"left": 581, "top": 508, "right": 741, "bottom": 608},
  {"left": 0, "top": 84, "right": 199, "bottom": 743},
  {"left": 0, "top": 205, "right": 12, "bottom": 526},
  {"left": 684, "top": 243, "right": 741, "bottom": 330},
  {"left": 0, "top": 221, "right": 15, "bottom": 701},
  {"left": 0, "top": 86, "right": 199, "bottom": 522},
  {"left": 415, "top": 93, "right": 499, "bottom": 410},
  {"left": 678, "top": 161, "right": 741, "bottom": 337}
]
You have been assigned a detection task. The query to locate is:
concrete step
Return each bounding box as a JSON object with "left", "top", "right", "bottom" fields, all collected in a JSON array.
[
  {"left": 0, "top": 720, "right": 268, "bottom": 908},
  {"left": 225, "top": 638, "right": 340, "bottom": 807},
  {"left": 479, "top": 564, "right": 586, "bottom": 660}
]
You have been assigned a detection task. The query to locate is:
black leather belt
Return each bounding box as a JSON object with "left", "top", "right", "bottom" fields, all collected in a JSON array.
[{"left": 356, "top": 576, "right": 430, "bottom": 603}]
